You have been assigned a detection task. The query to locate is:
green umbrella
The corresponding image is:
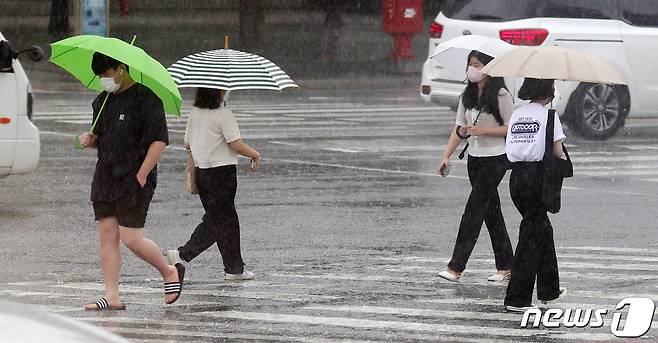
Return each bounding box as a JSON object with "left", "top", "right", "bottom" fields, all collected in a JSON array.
[
  {"left": 50, "top": 35, "right": 182, "bottom": 148},
  {"left": 51, "top": 35, "right": 181, "bottom": 115}
]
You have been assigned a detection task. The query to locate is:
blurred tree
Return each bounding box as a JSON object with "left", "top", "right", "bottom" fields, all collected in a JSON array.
[
  {"left": 239, "top": 0, "right": 265, "bottom": 52},
  {"left": 48, "top": 0, "right": 69, "bottom": 37}
]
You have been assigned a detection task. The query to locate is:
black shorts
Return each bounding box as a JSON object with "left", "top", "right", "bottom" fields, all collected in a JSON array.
[{"left": 93, "top": 188, "right": 154, "bottom": 228}]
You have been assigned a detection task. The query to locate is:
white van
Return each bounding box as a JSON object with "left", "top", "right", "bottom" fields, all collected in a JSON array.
[{"left": 0, "top": 32, "right": 42, "bottom": 178}]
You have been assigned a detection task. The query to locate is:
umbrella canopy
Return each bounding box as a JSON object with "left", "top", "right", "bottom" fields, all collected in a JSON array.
[
  {"left": 168, "top": 49, "right": 298, "bottom": 91},
  {"left": 50, "top": 35, "right": 182, "bottom": 115},
  {"left": 479, "top": 45, "right": 627, "bottom": 85},
  {"left": 429, "top": 34, "right": 515, "bottom": 60}
]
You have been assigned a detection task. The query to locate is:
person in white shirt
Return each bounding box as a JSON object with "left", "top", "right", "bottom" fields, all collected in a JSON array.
[
  {"left": 503, "top": 78, "right": 567, "bottom": 312},
  {"left": 165, "top": 88, "right": 262, "bottom": 281},
  {"left": 436, "top": 50, "right": 514, "bottom": 284}
]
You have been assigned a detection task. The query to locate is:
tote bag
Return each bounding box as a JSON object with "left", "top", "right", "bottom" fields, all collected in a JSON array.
[{"left": 186, "top": 152, "right": 198, "bottom": 194}]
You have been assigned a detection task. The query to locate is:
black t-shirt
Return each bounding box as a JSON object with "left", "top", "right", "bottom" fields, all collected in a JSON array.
[{"left": 90, "top": 83, "right": 169, "bottom": 202}]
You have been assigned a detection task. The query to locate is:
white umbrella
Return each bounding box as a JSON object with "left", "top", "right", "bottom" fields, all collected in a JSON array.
[
  {"left": 479, "top": 45, "right": 627, "bottom": 85},
  {"left": 168, "top": 49, "right": 298, "bottom": 91},
  {"left": 429, "top": 34, "right": 516, "bottom": 60}
]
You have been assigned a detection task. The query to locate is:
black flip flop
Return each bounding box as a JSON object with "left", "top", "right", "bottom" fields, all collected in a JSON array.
[
  {"left": 85, "top": 297, "right": 126, "bottom": 311},
  {"left": 165, "top": 263, "right": 185, "bottom": 304}
]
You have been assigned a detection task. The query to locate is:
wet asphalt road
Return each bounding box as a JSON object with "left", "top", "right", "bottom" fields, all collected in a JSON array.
[{"left": 1, "top": 88, "right": 658, "bottom": 342}]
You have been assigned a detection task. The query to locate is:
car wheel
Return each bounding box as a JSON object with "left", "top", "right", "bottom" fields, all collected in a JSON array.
[{"left": 569, "top": 83, "right": 629, "bottom": 140}]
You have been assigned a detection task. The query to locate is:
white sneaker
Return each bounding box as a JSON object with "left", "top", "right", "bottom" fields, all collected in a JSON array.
[
  {"left": 540, "top": 287, "right": 567, "bottom": 305},
  {"left": 489, "top": 273, "right": 511, "bottom": 286},
  {"left": 224, "top": 270, "right": 255, "bottom": 281},
  {"left": 487, "top": 271, "right": 511, "bottom": 282},
  {"left": 165, "top": 249, "right": 184, "bottom": 266},
  {"left": 438, "top": 270, "right": 460, "bottom": 282},
  {"left": 505, "top": 304, "right": 538, "bottom": 313}
]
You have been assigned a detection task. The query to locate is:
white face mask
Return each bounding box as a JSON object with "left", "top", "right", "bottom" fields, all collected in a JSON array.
[
  {"left": 100, "top": 69, "right": 122, "bottom": 93},
  {"left": 466, "top": 66, "right": 485, "bottom": 83}
]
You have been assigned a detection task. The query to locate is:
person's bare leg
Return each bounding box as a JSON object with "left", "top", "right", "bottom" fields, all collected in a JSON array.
[
  {"left": 119, "top": 227, "right": 179, "bottom": 303},
  {"left": 85, "top": 217, "right": 124, "bottom": 310}
]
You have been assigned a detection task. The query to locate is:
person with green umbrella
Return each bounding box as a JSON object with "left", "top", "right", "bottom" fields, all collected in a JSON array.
[{"left": 78, "top": 52, "right": 183, "bottom": 310}]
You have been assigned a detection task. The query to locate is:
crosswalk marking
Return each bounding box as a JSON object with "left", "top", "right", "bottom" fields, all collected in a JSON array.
[
  {"left": 2, "top": 245, "right": 657, "bottom": 342},
  {"left": 189, "top": 310, "right": 549, "bottom": 338},
  {"left": 78, "top": 317, "right": 379, "bottom": 343},
  {"left": 32, "top": 102, "right": 658, "bottom": 183}
]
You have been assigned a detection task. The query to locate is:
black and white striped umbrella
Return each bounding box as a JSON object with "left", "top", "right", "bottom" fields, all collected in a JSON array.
[{"left": 168, "top": 49, "right": 298, "bottom": 91}]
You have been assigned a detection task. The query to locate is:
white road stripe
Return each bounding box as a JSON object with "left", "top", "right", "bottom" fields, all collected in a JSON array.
[
  {"left": 575, "top": 155, "right": 658, "bottom": 163},
  {"left": 556, "top": 253, "right": 658, "bottom": 263},
  {"left": 242, "top": 107, "right": 441, "bottom": 114},
  {"left": 190, "top": 310, "right": 549, "bottom": 337},
  {"left": 558, "top": 246, "right": 658, "bottom": 254},
  {"left": 48, "top": 283, "right": 342, "bottom": 302},
  {"left": 78, "top": 317, "right": 378, "bottom": 343},
  {"left": 578, "top": 170, "right": 658, "bottom": 177},
  {"left": 416, "top": 298, "right": 617, "bottom": 309},
  {"left": 304, "top": 305, "right": 658, "bottom": 333},
  {"left": 269, "top": 273, "right": 436, "bottom": 284},
  {"left": 304, "top": 305, "right": 521, "bottom": 322}
]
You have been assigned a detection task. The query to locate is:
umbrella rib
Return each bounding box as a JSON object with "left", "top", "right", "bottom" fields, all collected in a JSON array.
[
  {"left": 85, "top": 74, "right": 98, "bottom": 88},
  {"left": 50, "top": 46, "right": 80, "bottom": 60},
  {"left": 516, "top": 49, "right": 537, "bottom": 79}
]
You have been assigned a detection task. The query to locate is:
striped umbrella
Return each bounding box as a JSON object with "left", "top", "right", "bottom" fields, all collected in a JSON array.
[{"left": 167, "top": 49, "right": 298, "bottom": 91}]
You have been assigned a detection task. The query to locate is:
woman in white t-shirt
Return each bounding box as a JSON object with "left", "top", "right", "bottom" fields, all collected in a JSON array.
[
  {"left": 436, "top": 50, "right": 514, "bottom": 284},
  {"left": 503, "top": 78, "right": 567, "bottom": 312},
  {"left": 165, "top": 88, "right": 262, "bottom": 281}
]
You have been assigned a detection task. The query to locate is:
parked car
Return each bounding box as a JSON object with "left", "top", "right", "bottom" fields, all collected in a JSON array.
[
  {"left": 0, "top": 31, "right": 42, "bottom": 178},
  {"left": 420, "top": 0, "right": 658, "bottom": 139},
  {"left": 0, "top": 299, "right": 129, "bottom": 343}
]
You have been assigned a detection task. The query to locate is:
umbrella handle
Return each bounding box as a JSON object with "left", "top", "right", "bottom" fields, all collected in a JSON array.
[
  {"left": 73, "top": 134, "right": 86, "bottom": 149},
  {"left": 73, "top": 92, "right": 109, "bottom": 149}
]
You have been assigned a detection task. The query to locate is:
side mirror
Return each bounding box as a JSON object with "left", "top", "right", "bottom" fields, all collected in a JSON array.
[{"left": 18, "top": 46, "right": 45, "bottom": 62}]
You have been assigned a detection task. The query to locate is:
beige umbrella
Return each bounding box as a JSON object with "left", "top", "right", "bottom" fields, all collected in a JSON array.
[{"left": 479, "top": 45, "right": 627, "bottom": 85}]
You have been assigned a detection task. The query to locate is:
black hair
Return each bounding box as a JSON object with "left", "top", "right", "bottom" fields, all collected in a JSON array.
[
  {"left": 461, "top": 50, "right": 508, "bottom": 126},
  {"left": 517, "top": 78, "right": 555, "bottom": 101},
  {"left": 194, "top": 88, "right": 223, "bottom": 110},
  {"left": 91, "top": 52, "right": 129, "bottom": 75}
]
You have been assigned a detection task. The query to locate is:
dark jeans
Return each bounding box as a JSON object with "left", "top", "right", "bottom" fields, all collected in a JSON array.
[
  {"left": 178, "top": 165, "right": 245, "bottom": 274},
  {"left": 447, "top": 154, "right": 513, "bottom": 273},
  {"left": 505, "top": 162, "right": 560, "bottom": 307}
]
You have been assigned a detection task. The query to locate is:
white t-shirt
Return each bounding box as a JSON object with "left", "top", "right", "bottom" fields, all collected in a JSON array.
[
  {"left": 185, "top": 106, "right": 241, "bottom": 169},
  {"left": 455, "top": 88, "right": 515, "bottom": 157},
  {"left": 506, "top": 103, "right": 566, "bottom": 162}
]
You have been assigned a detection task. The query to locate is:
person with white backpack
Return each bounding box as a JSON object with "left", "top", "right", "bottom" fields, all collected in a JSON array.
[{"left": 503, "top": 78, "right": 568, "bottom": 312}]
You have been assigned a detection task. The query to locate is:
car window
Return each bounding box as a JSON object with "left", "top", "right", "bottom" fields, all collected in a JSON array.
[
  {"left": 1, "top": 41, "right": 14, "bottom": 73},
  {"left": 619, "top": 0, "right": 658, "bottom": 27},
  {"left": 444, "top": 0, "right": 542, "bottom": 21},
  {"left": 540, "top": 0, "right": 618, "bottom": 19}
]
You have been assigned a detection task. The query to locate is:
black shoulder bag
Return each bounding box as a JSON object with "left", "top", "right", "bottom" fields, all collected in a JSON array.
[{"left": 542, "top": 109, "right": 573, "bottom": 214}]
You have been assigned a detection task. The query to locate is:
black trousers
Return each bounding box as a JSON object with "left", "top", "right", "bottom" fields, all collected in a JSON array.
[
  {"left": 447, "top": 154, "right": 513, "bottom": 273},
  {"left": 178, "top": 165, "right": 245, "bottom": 274},
  {"left": 505, "top": 162, "right": 560, "bottom": 307}
]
